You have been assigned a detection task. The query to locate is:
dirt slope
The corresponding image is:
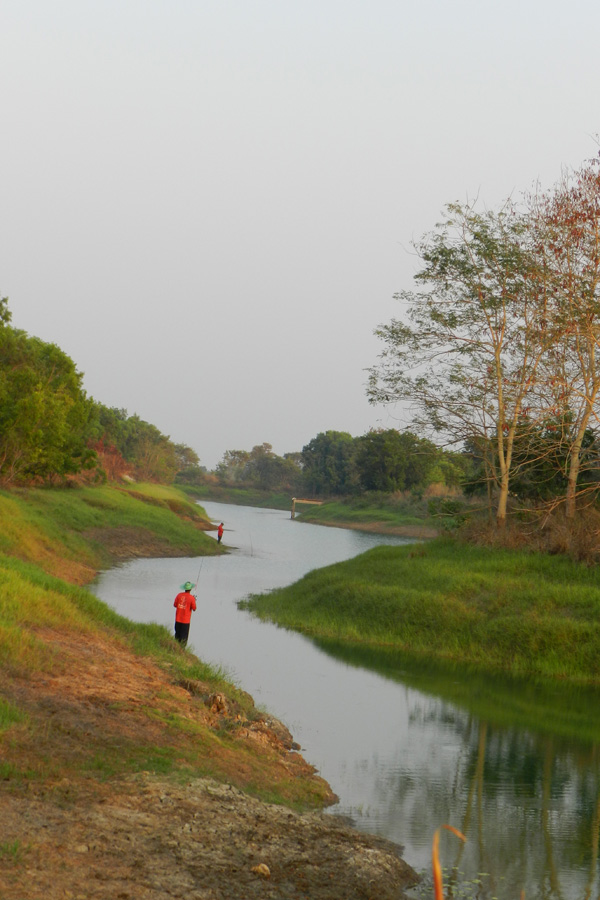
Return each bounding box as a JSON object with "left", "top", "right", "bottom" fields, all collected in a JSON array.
[{"left": 0, "top": 624, "right": 419, "bottom": 899}]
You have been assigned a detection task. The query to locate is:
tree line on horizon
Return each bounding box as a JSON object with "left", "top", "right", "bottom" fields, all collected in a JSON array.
[
  {"left": 0, "top": 294, "right": 471, "bottom": 499},
  {"left": 4, "top": 279, "right": 596, "bottom": 508},
  {"left": 192, "top": 430, "right": 471, "bottom": 498}
]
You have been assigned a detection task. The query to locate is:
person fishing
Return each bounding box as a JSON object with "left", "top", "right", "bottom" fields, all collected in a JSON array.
[
  {"left": 217, "top": 522, "right": 224, "bottom": 544},
  {"left": 173, "top": 581, "right": 197, "bottom": 646}
]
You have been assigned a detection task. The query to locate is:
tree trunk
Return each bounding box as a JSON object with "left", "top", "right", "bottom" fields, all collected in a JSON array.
[
  {"left": 565, "top": 426, "right": 586, "bottom": 520},
  {"left": 496, "top": 459, "right": 509, "bottom": 529}
]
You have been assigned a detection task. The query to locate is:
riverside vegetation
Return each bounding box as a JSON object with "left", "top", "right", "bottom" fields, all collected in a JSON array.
[
  {"left": 241, "top": 532, "right": 600, "bottom": 687},
  {"left": 0, "top": 483, "right": 418, "bottom": 900}
]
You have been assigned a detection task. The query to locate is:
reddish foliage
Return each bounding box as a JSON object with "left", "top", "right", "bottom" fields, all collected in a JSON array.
[{"left": 89, "top": 438, "right": 133, "bottom": 482}]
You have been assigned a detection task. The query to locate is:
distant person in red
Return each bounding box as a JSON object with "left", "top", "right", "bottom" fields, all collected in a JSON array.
[
  {"left": 217, "top": 522, "right": 224, "bottom": 544},
  {"left": 173, "top": 581, "right": 196, "bottom": 646}
]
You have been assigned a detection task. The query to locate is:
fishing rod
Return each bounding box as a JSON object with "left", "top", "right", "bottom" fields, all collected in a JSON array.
[{"left": 193, "top": 555, "right": 205, "bottom": 595}]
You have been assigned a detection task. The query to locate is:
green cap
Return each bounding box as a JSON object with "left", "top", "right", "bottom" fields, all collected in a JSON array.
[{"left": 182, "top": 581, "right": 194, "bottom": 591}]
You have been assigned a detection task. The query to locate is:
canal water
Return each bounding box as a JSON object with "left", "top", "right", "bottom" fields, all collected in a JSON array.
[{"left": 91, "top": 500, "right": 600, "bottom": 900}]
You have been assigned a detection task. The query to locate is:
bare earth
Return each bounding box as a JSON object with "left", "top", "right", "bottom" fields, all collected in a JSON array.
[{"left": 0, "top": 625, "right": 419, "bottom": 899}]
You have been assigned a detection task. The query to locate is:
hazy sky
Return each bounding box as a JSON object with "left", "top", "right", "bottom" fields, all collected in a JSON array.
[{"left": 1, "top": 1, "right": 597, "bottom": 468}]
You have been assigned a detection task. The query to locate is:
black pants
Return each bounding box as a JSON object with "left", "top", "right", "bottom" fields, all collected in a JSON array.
[{"left": 174, "top": 621, "right": 190, "bottom": 645}]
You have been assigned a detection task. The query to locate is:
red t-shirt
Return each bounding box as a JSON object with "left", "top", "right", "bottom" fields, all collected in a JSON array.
[{"left": 174, "top": 591, "right": 197, "bottom": 624}]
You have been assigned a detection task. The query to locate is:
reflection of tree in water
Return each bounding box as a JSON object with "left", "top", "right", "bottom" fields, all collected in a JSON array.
[
  {"left": 387, "top": 712, "right": 600, "bottom": 899},
  {"left": 313, "top": 638, "right": 600, "bottom": 900}
]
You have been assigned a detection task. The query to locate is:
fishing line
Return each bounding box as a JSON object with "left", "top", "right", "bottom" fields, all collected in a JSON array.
[{"left": 194, "top": 555, "right": 205, "bottom": 593}]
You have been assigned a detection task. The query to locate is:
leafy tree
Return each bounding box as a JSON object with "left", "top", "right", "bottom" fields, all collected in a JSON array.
[
  {"left": 173, "top": 443, "right": 206, "bottom": 485},
  {"left": 118, "top": 415, "right": 179, "bottom": 482},
  {"left": 526, "top": 159, "right": 600, "bottom": 517},
  {"left": 215, "top": 449, "right": 251, "bottom": 483},
  {"left": 367, "top": 200, "right": 559, "bottom": 528},
  {"left": 89, "top": 403, "right": 189, "bottom": 483},
  {"left": 355, "top": 429, "right": 430, "bottom": 492},
  {"left": 0, "top": 306, "right": 96, "bottom": 484},
  {"left": 301, "top": 431, "right": 359, "bottom": 496},
  {"left": 0, "top": 296, "right": 11, "bottom": 326},
  {"left": 174, "top": 443, "right": 200, "bottom": 470},
  {"left": 215, "top": 443, "right": 302, "bottom": 492}
]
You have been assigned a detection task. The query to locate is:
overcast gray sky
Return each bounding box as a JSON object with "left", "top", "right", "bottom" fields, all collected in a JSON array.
[{"left": 1, "top": 1, "right": 597, "bottom": 469}]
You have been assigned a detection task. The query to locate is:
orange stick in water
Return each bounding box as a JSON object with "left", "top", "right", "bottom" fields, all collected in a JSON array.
[{"left": 432, "top": 825, "right": 467, "bottom": 900}]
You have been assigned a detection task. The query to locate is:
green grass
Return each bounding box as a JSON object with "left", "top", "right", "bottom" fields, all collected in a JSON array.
[
  {"left": 0, "top": 551, "right": 235, "bottom": 695},
  {"left": 0, "top": 484, "right": 220, "bottom": 586},
  {"left": 240, "top": 537, "right": 600, "bottom": 685},
  {"left": 0, "top": 698, "right": 27, "bottom": 733},
  {"left": 0, "top": 840, "right": 27, "bottom": 864},
  {"left": 296, "top": 493, "right": 440, "bottom": 531},
  {"left": 180, "top": 483, "right": 293, "bottom": 510}
]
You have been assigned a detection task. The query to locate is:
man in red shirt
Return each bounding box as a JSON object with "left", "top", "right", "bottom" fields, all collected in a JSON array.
[
  {"left": 217, "top": 522, "right": 224, "bottom": 544},
  {"left": 173, "top": 581, "right": 197, "bottom": 646}
]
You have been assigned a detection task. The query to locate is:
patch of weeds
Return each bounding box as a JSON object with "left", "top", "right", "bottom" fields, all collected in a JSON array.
[
  {"left": 213, "top": 718, "right": 242, "bottom": 738},
  {"left": 86, "top": 744, "right": 178, "bottom": 779},
  {"left": 86, "top": 754, "right": 120, "bottom": 780},
  {"left": 0, "top": 698, "right": 27, "bottom": 733},
  {"left": 128, "top": 746, "right": 177, "bottom": 776},
  {"left": 0, "top": 839, "right": 28, "bottom": 864},
  {"left": 0, "top": 760, "right": 38, "bottom": 784}
]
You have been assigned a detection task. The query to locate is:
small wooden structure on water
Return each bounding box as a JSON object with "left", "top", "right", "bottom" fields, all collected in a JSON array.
[{"left": 291, "top": 497, "right": 324, "bottom": 519}]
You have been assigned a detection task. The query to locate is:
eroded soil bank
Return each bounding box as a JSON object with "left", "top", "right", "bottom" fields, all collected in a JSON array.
[
  {"left": 2, "top": 776, "right": 417, "bottom": 900},
  {"left": 0, "top": 624, "right": 418, "bottom": 899}
]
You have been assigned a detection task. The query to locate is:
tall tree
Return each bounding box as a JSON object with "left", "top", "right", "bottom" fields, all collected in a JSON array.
[
  {"left": 527, "top": 159, "right": 600, "bottom": 518},
  {"left": 367, "top": 200, "right": 558, "bottom": 527}
]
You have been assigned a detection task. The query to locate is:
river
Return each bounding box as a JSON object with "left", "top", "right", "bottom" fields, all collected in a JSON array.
[{"left": 91, "top": 500, "right": 600, "bottom": 900}]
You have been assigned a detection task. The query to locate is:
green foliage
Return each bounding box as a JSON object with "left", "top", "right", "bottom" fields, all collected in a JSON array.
[
  {"left": 0, "top": 297, "right": 203, "bottom": 487},
  {"left": 215, "top": 443, "right": 303, "bottom": 493},
  {"left": 0, "top": 698, "right": 27, "bottom": 733},
  {"left": 301, "top": 431, "right": 359, "bottom": 495},
  {"left": 241, "top": 538, "right": 600, "bottom": 685},
  {"left": 355, "top": 429, "right": 440, "bottom": 492},
  {"left": 0, "top": 309, "right": 96, "bottom": 484},
  {"left": 212, "top": 428, "right": 472, "bottom": 502},
  {"left": 90, "top": 404, "right": 198, "bottom": 483},
  {"left": 0, "top": 840, "right": 27, "bottom": 864}
]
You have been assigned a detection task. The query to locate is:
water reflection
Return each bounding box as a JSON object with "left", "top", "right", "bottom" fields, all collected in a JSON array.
[
  {"left": 314, "top": 641, "right": 600, "bottom": 899},
  {"left": 90, "top": 500, "right": 600, "bottom": 900}
]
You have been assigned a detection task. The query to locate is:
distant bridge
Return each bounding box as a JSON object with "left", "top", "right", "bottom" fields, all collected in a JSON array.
[{"left": 291, "top": 497, "right": 324, "bottom": 519}]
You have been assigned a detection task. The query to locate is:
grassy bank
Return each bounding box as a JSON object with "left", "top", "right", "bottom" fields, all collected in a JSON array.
[
  {"left": 240, "top": 537, "right": 600, "bottom": 686},
  {"left": 296, "top": 495, "right": 440, "bottom": 537},
  {"left": 179, "top": 483, "right": 293, "bottom": 510},
  {"left": 0, "top": 483, "right": 333, "bottom": 809},
  {"left": 0, "top": 483, "right": 221, "bottom": 584}
]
